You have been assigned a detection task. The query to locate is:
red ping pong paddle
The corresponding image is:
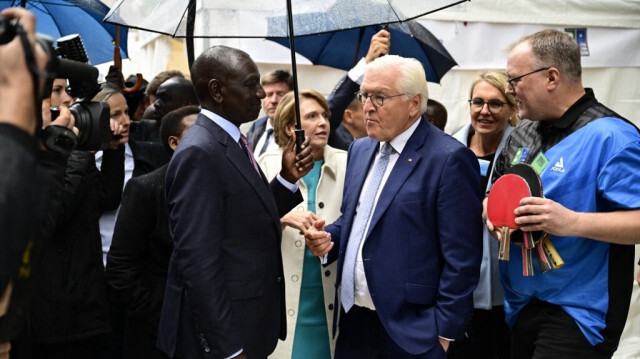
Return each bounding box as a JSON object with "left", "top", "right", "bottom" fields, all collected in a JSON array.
[{"left": 487, "top": 174, "right": 532, "bottom": 261}]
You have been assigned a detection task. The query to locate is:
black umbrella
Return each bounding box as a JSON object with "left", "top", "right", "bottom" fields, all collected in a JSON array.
[{"left": 105, "top": 0, "right": 469, "bottom": 145}]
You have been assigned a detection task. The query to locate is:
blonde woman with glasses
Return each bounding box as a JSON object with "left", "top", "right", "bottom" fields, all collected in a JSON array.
[{"left": 450, "top": 69, "right": 518, "bottom": 359}]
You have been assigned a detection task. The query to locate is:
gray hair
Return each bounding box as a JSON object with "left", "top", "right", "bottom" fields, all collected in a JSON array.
[
  {"left": 515, "top": 29, "right": 582, "bottom": 82},
  {"left": 365, "top": 55, "right": 429, "bottom": 113}
]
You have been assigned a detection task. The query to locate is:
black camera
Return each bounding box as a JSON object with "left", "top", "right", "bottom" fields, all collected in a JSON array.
[
  {"left": 40, "top": 34, "right": 112, "bottom": 152},
  {"left": 0, "top": 16, "right": 111, "bottom": 152}
]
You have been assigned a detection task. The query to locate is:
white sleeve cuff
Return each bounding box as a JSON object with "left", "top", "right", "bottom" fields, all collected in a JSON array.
[
  {"left": 347, "top": 58, "right": 367, "bottom": 85},
  {"left": 225, "top": 349, "right": 243, "bottom": 359},
  {"left": 277, "top": 173, "right": 299, "bottom": 193}
]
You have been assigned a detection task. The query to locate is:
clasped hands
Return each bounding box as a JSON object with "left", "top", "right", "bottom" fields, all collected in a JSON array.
[{"left": 281, "top": 211, "right": 333, "bottom": 256}]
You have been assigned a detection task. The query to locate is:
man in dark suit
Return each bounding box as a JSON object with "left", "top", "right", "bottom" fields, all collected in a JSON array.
[
  {"left": 107, "top": 105, "right": 199, "bottom": 359},
  {"left": 157, "top": 46, "right": 314, "bottom": 359},
  {"left": 245, "top": 70, "right": 292, "bottom": 156},
  {"left": 305, "top": 55, "right": 483, "bottom": 358}
]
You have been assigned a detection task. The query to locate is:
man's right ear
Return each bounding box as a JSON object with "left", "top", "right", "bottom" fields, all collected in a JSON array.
[
  {"left": 343, "top": 109, "right": 353, "bottom": 125},
  {"left": 208, "top": 79, "right": 224, "bottom": 103},
  {"left": 168, "top": 135, "right": 180, "bottom": 151}
]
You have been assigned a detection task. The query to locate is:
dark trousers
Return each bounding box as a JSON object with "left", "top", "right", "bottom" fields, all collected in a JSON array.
[
  {"left": 511, "top": 299, "right": 611, "bottom": 359},
  {"left": 448, "top": 306, "right": 511, "bottom": 359},
  {"left": 334, "top": 305, "right": 446, "bottom": 359}
]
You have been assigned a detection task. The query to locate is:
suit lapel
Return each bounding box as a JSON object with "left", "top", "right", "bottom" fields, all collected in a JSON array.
[
  {"left": 365, "top": 120, "right": 429, "bottom": 239},
  {"left": 199, "top": 116, "right": 281, "bottom": 223}
]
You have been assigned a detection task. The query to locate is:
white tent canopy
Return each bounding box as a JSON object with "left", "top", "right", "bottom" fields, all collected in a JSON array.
[{"left": 427, "top": 0, "right": 640, "bottom": 29}]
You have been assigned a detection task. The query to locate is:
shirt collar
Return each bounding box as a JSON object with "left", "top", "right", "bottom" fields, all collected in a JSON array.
[
  {"left": 265, "top": 118, "right": 274, "bottom": 132},
  {"left": 200, "top": 108, "right": 241, "bottom": 142},
  {"left": 550, "top": 88, "right": 597, "bottom": 129},
  {"left": 383, "top": 117, "right": 421, "bottom": 154}
]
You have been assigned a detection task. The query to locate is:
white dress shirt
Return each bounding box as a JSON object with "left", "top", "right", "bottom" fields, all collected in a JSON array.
[
  {"left": 95, "top": 142, "right": 134, "bottom": 267},
  {"left": 252, "top": 119, "right": 279, "bottom": 158},
  {"left": 353, "top": 118, "right": 420, "bottom": 310}
]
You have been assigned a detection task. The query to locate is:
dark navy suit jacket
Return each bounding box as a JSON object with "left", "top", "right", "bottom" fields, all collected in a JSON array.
[
  {"left": 327, "top": 119, "right": 483, "bottom": 355},
  {"left": 157, "top": 114, "right": 302, "bottom": 359}
]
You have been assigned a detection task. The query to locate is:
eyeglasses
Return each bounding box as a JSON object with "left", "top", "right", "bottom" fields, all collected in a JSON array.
[
  {"left": 356, "top": 91, "right": 405, "bottom": 107},
  {"left": 468, "top": 98, "right": 508, "bottom": 113},
  {"left": 507, "top": 67, "right": 550, "bottom": 91}
]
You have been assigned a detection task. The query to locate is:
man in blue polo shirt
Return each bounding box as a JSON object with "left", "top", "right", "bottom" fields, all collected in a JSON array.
[{"left": 486, "top": 29, "right": 640, "bottom": 358}]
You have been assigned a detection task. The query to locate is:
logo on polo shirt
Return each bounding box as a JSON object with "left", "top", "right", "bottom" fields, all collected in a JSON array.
[{"left": 551, "top": 157, "right": 565, "bottom": 173}]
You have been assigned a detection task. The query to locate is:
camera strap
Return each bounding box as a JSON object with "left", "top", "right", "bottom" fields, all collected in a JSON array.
[{"left": 15, "top": 23, "right": 48, "bottom": 132}]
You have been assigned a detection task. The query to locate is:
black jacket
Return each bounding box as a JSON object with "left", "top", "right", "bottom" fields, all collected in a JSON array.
[
  {"left": 106, "top": 164, "right": 172, "bottom": 359},
  {"left": 29, "top": 147, "right": 124, "bottom": 343},
  {"left": 0, "top": 124, "right": 67, "bottom": 342}
]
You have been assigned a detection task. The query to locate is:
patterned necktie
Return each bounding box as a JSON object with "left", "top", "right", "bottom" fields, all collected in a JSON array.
[
  {"left": 259, "top": 128, "right": 274, "bottom": 156},
  {"left": 341, "top": 142, "right": 393, "bottom": 312},
  {"left": 239, "top": 134, "right": 260, "bottom": 174}
]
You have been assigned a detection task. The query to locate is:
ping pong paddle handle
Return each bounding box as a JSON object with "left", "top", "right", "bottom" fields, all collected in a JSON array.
[
  {"left": 522, "top": 247, "right": 535, "bottom": 276},
  {"left": 541, "top": 235, "right": 565, "bottom": 269},
  {"left": 535, "top": 243, "right": 552, "bottom": 273},
  {"left": 498, "top": 227, "right": 511, "bottom": 261}
]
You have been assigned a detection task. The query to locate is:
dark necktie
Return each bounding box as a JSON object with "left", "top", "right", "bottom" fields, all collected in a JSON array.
[
  {"left": 239, "top": 134, "right": 260, "bottom": 174},
  {"left": 259, "top": 128, "right": 274, "bottom": 156}
]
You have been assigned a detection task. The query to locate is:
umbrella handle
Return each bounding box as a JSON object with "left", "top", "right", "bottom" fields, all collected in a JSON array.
[
  {"left": 114, "top": 26, "right": 122, "bottom": 68},
  {"left": 114, "top": 26, "right": 144, "bottom": 94},
  {"left": 123, "top": 73, "right": 144, "bottom": 94}
]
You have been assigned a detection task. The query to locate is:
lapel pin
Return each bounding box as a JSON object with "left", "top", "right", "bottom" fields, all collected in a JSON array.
[{"left": 408, "top": 158, "right": 413, "bottom": 163}]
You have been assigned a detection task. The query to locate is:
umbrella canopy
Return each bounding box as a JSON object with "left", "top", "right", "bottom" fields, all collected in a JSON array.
[
  {"left": 0, "top": 0, "right": 128, "bottom": 65},
  {"left": 105, "top": 0, "right": 467, "bottom": 134},
  {"left": 267, "top": 21, "right": 457, "bottom": 83},
  {"left": 104, "top": 0, "right": 466, "bottom": 38}
]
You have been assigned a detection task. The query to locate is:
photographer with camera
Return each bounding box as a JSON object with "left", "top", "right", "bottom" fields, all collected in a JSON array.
[
  {"left": 1, "top": 7, "right": 129, "bottom": 358},
  {"left": 18, "top": 87, "right": 126, "bottom": 359},
  {"left": 0, "top": 6, "right": 79, "bottom": 358}
]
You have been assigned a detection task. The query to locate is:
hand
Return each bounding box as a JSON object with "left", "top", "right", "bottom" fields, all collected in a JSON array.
[
  {"left": 0, "top": 342, "right": 10, "bottom": 359},
  {"left": 483, "top": 197, "right": 501, "bottom": 241},
  {"left": 304, "top": 219, "right": 333, "bottom": 256},
  {"left": 0, "top": 7, "right": 48, "bottom": 135},
  {"left": 439, "top": 337, "right": 450, "bottom": 352},
  {"left": 364, "top": 29, "right": 391, "bottom": 63},
  {"left": 105, "top": 65, "right": 125, "bottom": 89},
  {"left": 51, "top": 105, "right": 79, "bottom": 136},
  {"left": 108, "top": 118, "right": 127, "bottom": 149},
  {"left": 281, "top": 211, "right": 319, "bottom": 234},
  {"left": 279, "top": 134, "right": 314, "bottom": 183},
  {"left": 514, "top": 197, "right": 578, "bottom": 236}
]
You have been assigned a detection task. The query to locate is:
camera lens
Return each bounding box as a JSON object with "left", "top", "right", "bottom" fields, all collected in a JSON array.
[{"left": 70, "top": 101, "right": 112, "bottom": 151}]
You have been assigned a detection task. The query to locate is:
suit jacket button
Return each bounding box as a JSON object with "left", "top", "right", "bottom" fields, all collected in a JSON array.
[
  {"left": 291, "top": 274, "right": 299, "bottom": 282},
  {"left": 324, "top": 270, "right": 331, "bottom": 277},
  {"left": 288, "top": 309, "right": 296, "bottom": 316},
  {"left": 295, "top": 240, "right": 302, "bottom": 247},
  {"left": 328, "top": 304, "right": 334, "bottom": 310},
  {"left": 318, "top": 202, "right": 324, "bottom": 208},
  {"left": 277, "top": 276, "right": 282, "bottom": 283}
]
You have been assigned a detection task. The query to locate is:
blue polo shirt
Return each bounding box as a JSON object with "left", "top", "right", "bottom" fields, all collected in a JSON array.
[{"left": 492, "top": 89, "right": 640, "bottom": 352}]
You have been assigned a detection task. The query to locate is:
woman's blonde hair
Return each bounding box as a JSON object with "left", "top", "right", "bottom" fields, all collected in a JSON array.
[
  {"left": 469, "top": 70, "right": 520, "bottom": 127},
  {"left": 273, "top": 89, "right": 330, "bottom": 148}
]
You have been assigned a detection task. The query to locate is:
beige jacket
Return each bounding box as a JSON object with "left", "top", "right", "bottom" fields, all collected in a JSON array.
[{"left": 258, "top": 145, "right": 347, "bottom": 359}]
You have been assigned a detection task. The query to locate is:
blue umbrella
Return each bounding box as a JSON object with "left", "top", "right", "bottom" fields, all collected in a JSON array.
[
  {"left": 268, "top": 20, "right": 457, "bottom": 83},
  {"left": 0, "top": 0, "right": 128, "bottom": 65}
]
